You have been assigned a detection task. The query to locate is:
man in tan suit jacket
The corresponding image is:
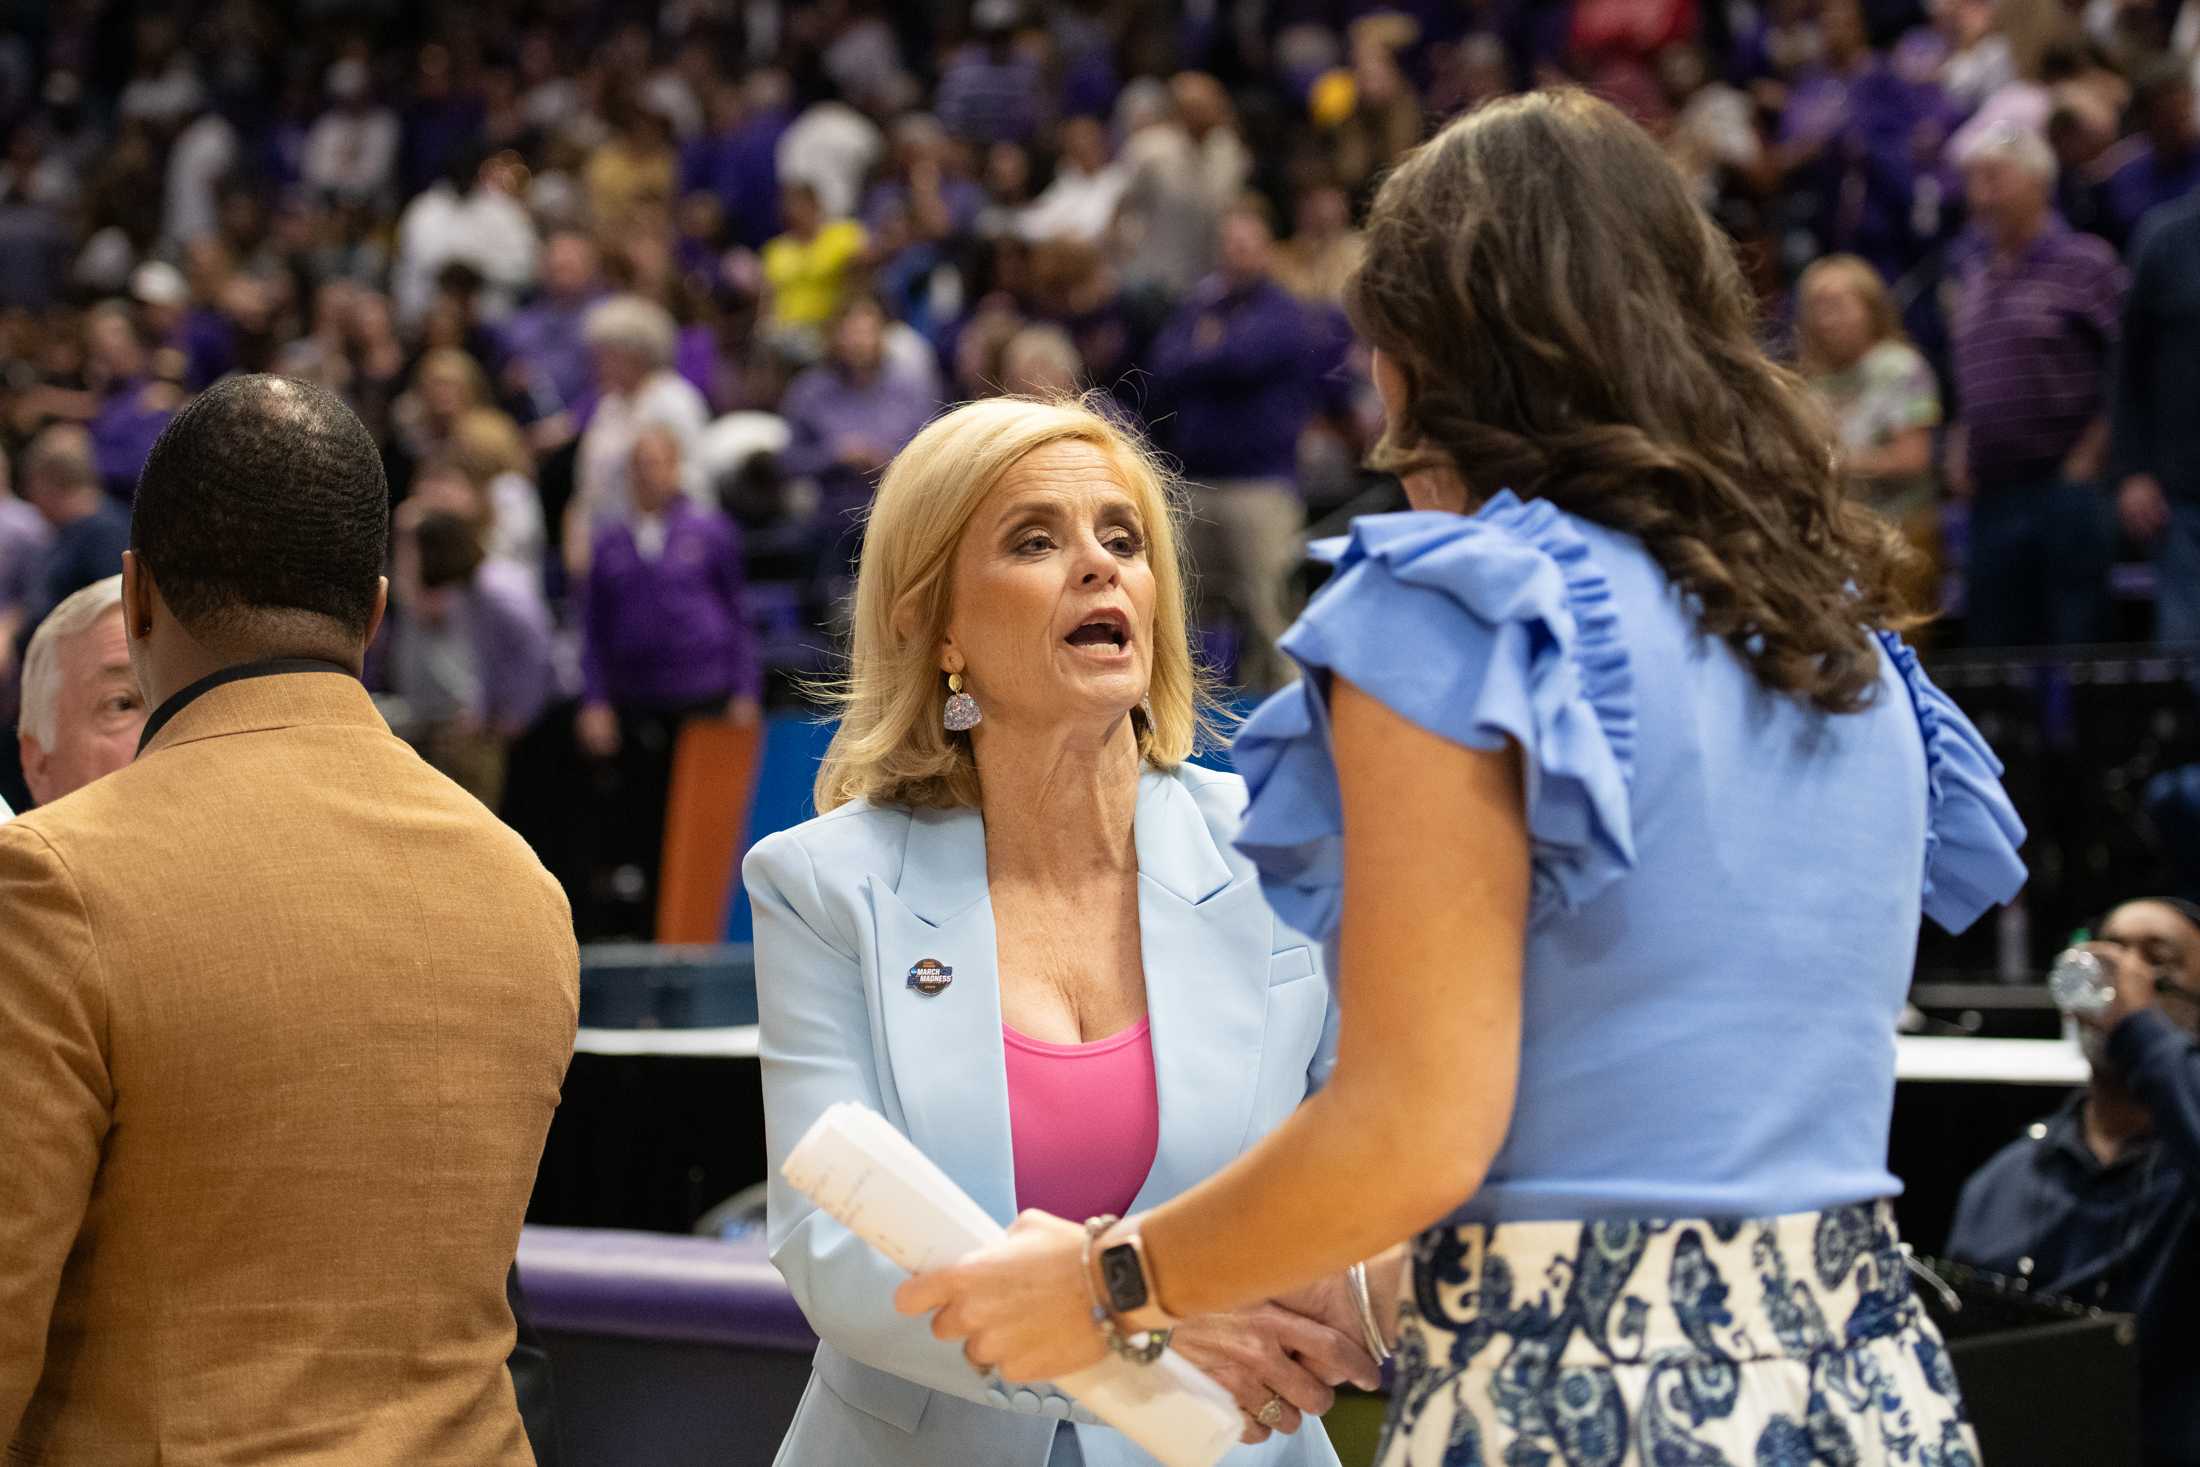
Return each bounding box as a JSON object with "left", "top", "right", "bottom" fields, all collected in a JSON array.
[{"left": 0, "top": 375, "right": 579, "bottom": 1464}]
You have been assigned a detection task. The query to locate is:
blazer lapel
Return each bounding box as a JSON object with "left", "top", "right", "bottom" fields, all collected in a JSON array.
[
  {"left": 1127, "top": 771, "right": 1272, "bottom": 1215},
  {"left": 867, "top": 805, "right": 1020, "bottom": 1226}
]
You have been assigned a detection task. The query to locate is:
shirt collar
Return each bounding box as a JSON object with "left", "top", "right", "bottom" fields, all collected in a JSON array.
[
  {"left": 138, "top": 657, "right": 355, "bottom": 755},
  {"left": 2040, "top": 1091, "right": 2155, "bottom": 1175}
]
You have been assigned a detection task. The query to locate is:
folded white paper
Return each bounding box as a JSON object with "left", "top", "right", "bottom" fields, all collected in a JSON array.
[{"left": 782, "top": 1102, "right": 1245, "bottom": 1467}]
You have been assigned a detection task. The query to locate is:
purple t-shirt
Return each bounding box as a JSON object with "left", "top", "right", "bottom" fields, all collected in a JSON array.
[{"left": 1950, "top": 220, "right": 2125, "bottom": 487}]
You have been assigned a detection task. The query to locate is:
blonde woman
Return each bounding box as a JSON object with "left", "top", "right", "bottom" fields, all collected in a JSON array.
[
  {"left": 1797, "top": 254, "right": 1945, "bottom": 605},
  {"left": 450, "top": 406, "right": 548, "bottom": 587},
  {"left": 744, "top": 397, "right": 1376, "bottom": 1467}
]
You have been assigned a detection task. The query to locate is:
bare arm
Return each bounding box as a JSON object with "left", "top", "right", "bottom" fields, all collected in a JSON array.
[{"left": 1136, "top": 678, "right": 1527, "bottom": 1312}]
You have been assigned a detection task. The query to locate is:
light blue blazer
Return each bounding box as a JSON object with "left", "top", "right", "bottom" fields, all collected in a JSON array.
[{"left": 745, "top": 764, "right": 1340, "bottom": 1467}]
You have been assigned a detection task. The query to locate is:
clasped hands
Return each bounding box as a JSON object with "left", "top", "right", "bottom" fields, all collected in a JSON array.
[{"left": 895, "top": 1211, "right": 1380, "bottom": 1445}]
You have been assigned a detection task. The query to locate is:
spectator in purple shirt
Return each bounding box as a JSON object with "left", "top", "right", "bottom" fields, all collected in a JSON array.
[
  {"left": 780, "top": 294, "right": 940, "bottom": 518},
  {"left": 1772, "top": 0, "right": 1956, "bottom": 281},
  {"left": 2102, "top": 62, "right": 2200, "bottom": 250},
  {"left": 578, "top": 424, "right": 760, "bottom": 937},
  {"left": 936, "top": 1, "right": 1045, "bottom": 148},
  {"left": 681, "top": 75, "right": 792, "bottom": 252},
  {"left": 1150, "top": 197, "right": 1320, "bottom": 690},
  {"left": 1948, "top": 125, "right": 2125, "bottom": 648},
  {"left": 82, "top": 303, "right": 180, "bottom": 500},
  {"left": 499, "top": 230, "right": 605, "bottom": 427}
]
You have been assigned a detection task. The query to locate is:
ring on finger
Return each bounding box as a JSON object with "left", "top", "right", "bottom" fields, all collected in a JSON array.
[{"left": 1256, "top": 1396, "right": 1287, "bottom": 1429}]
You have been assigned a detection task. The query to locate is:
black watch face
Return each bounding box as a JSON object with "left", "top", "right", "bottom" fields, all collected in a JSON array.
[{"left": 1099, "top": 1242, "right": 1150, "bottom": 1312}]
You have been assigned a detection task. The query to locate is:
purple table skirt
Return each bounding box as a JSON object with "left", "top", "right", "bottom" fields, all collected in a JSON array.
[{"left": 518, "top": 1225, "right": 819, "bottom": 1354}]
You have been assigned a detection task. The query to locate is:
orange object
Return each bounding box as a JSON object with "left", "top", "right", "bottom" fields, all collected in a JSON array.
[{"left": 655, "top": 717, "right": 766, "bottom": 943}]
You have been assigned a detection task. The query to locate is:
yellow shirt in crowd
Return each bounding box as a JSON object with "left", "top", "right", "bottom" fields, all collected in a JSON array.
[{"left": 761, "top": 219, "right": 869, "bottom": 329}]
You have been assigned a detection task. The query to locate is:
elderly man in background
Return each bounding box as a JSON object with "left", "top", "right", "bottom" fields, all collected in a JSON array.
[
  {"left": 15, "top": 576, "right": 142, "bottom": 809},
  {"left": 1947, "top": 125, "right": 2126, "bottom": 648}
]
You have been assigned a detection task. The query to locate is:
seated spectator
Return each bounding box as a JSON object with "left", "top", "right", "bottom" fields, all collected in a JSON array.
[
  {"left": 1151, "top": 197, "right": 1320, "bottom": 691},
  {"left": 15, "top": 575, "right": 142, "bottom": 808},
  {"left": 1796, "top": 254, "right": 1943, "bottom": 599},
  {"left": 760, "top": 179, "right": 868, "bottom": 344},
  {"left": 577, "top": 425, "right": 759, "bottom": 937},
  {"left": 383, "top": 501, "right": 554, "bottom": 810},
  {"left": 1948, "top": 125, "right": 2124, "bottom": 647},
  {"left": 780, "top": 295, "right": 939, "bottom": 523},
  {"left": 2102, "top": 62, "right": 2200, "bottom": 248},
  {"left": 1948, "top": 896, "right": 2200, "bottom": 1466},
  {"left": 17, "top": 426, "right": 130, "bottom": 644},
  {"left": 569, "top": 293, "right": 710, "bottom": 566}
]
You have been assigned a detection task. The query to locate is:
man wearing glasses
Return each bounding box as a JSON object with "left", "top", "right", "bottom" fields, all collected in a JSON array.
[{"left": 1948, "top": 897, "right": 2200, "bottom": 1466}]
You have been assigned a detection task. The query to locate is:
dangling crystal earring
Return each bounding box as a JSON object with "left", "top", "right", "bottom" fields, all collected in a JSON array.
[
  {"left": 943, "top": 671, "right": 982, "bottom": 732},
  {"left": 1139, "top": 692, "right": 1154, "bottom": 723}
]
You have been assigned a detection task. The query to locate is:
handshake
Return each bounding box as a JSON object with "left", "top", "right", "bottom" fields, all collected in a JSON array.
[{"left": 1171, "top": 1271, "right": 1386, "bottom": 1445}]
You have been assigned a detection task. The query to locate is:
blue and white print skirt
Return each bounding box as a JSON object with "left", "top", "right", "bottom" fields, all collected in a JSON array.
[{"left": 1377, "top": 1202, "right": 1979, "bottom": 1467}]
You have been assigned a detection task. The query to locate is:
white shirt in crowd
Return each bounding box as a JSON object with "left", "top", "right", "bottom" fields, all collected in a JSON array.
[
  {"left": 777, "top": 100, "right": 884, "bottom": 219},
  {"left": 1018, "top": 160, "right": 1131, "bottom": 245},
  {"left": 164, "top": 112, "right": 238, "bottom": 249},
  {"left": 392, "top": 181, "right": 541, "bottom": 325},
  {"left": 575, "top": 371, "right": 711, "bottom": 526}
]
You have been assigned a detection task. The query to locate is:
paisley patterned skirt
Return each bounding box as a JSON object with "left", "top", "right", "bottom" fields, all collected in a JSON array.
[{"left": 1376, "top": 1202, "right": 1979, "bottom": 1467}]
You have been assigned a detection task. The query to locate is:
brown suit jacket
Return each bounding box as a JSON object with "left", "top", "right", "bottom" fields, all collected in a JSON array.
[{"left": 0, "top": 670, "right": 579, "bottom": 1464}]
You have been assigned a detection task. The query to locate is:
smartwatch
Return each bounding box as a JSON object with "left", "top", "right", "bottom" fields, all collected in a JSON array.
[{"left": 1095, "top": 1223, "right": 1176, "bottom": 1334}]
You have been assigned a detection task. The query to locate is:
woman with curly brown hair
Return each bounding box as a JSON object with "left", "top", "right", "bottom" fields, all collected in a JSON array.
[{"left": 902, "top": 91, "right": 2029, "bottom": 1465}]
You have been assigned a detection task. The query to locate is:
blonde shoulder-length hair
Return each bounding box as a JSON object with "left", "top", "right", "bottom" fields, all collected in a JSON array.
[{"left": 813, "top": 394, "right": 1228, "bottom": 813}]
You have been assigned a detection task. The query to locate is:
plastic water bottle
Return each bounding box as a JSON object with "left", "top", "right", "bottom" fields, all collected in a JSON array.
[{"left": 2048, "top": 948, "right": 2116, "bottom": 1019}]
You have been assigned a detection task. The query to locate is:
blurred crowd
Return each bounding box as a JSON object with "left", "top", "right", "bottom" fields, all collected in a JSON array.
[{"left": 5, "top": 0, "right": 2200, "bottom": 932}]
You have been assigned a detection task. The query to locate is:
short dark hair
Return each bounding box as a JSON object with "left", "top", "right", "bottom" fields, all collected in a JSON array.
[{"left": 131, "top": 374, "right": 389, "bottom": 641}]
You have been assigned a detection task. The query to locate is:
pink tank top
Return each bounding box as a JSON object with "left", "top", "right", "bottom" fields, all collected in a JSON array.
[{"left": 1002, "top": 1017, "right": 1160, "bottom": 1222}]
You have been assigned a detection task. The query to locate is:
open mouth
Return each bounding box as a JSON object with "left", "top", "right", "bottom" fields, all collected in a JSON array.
[{"left": 1064, "top": 616, "right": 1130, "bottom": 653}]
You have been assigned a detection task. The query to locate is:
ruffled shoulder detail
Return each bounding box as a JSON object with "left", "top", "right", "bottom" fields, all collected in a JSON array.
[
  {"left": 1874, "top": 632, "right": 2028, "bottom": 933},
  {"left": 1233, "top": 491, "right": 1637, "bottom": 938}
]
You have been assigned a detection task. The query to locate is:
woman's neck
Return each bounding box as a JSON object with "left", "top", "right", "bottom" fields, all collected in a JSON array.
[{"left": 971, "top": 716, "right": 1142, "bottom": 885}]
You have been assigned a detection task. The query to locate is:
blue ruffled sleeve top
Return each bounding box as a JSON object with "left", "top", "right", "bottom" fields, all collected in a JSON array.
[{"left": 1233, "top": 492, "right": 2028, "bottom": 1223}]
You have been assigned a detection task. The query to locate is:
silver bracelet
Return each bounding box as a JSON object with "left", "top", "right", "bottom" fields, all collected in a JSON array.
[{"left": 1347, "top": 1261, "right": 1392, "bottom": 1366}]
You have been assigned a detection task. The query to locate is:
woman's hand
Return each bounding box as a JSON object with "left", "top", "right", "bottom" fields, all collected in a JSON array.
[
  {"left": 894, "top": 1211, "right": 1106, "bottom": 1384},
  {"left": 1171, "top": 1304, "right": 1379, "bottom": 1444}
]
